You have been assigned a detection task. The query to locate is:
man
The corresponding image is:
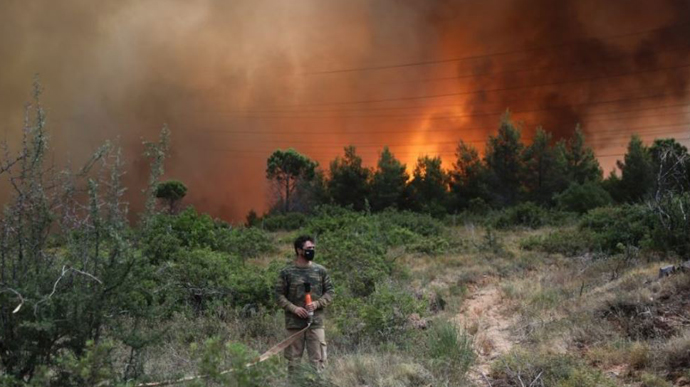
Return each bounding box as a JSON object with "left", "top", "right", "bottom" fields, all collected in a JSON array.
[{"left": 275, "top": 235, "right": 334, "bottom": 372}]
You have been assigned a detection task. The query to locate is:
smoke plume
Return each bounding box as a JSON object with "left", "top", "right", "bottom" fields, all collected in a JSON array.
[{"left": 1, "top": 0, "right": 688, "bottom": 221}]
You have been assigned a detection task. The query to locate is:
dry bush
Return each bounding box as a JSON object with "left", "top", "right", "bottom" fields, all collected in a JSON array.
[{"left": 656, "top": 330, "right": 690, "bottom": 380}]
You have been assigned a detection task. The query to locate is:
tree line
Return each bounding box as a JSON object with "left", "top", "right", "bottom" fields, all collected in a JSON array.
[{"left": 264, "top": 113, "right": 690, "bottom": 218}]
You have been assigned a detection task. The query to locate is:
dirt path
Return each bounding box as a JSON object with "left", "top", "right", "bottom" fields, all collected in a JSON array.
[{"left": 453, "top": 285, "right": 518, "bottom": 383}]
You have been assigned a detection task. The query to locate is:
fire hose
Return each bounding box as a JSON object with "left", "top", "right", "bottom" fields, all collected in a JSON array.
[{"left": 136, "top": 321, "right": 312, "bottom": 387}]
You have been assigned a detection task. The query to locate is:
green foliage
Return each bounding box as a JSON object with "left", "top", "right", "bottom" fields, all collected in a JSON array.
[
  {"left": 426, "top": 320, "right": 475, "bottom": 381},
  {"left": 450, "top": 140, "right": 488, "bottom": 211},
  {"left": 580, "top": 205, "right": 654, "bottom": 252},
  {"left": 155, "top": 179, "right": 188, "bottom": 213},
  {"left": 0, "top": 91, "right": 172, "bottom": 383},
  {"left": 305, "top": 205, "right": 362, "bottom": 235},
  {"left": 266, "top": 148, "right": 317, "bottom": 213},
  {"left": 520, "top": 228, "right": 597, "bottom": 256},
  {"left": 477, "top": 227, "right": 506, "bottom": 255},
  {"left": 555, "top": 181, "right": 612, "bottom": 214},
  {"left": 490, "top": 202, "right": 550, "bottom": 229},
  {"left": 52, "top": 340, "right": 116, "bottom": 387},
  {"left": 615, "top": 135, "right": 654, "bottom": 202},
  {"left": 484, "top": 113, "right": 525, "bottom": 206},
  {"left": 217, "top": 226, "right": 275, "bottom": 259},
  {"left": 259, "top": 212, "right": 308, "bottom": 231},
  {"left": 376, "top": 209, "right": 445, "bottom": 237},
  {"left": 328, "top": 146, "right": 371, "bottom": 211},
  {"left": 173, "top": 249, "right": 278, "bottom": 311},
  {"left": 647, "top": 192, "right": 690, "bottom": 257},
  {"left": 405, "top": 235, "right": 451, "bottom": 255},
  {"left": 189, "top": 337, "right": 280, "bottom": 387},
  {"left": 370, "top": 146, "right": 409, "bottom": 211},
  {"left": 245, "top": 209, "right": 259, "bottom": 227},
  {"left": 409, "top": 155, "right": 449, "bottom": 217},
  {"left": 317, "top": 220, "right": 392, "bottom": 297},
  {"left": 523, "top": 128, "right": 562, "bottom": 205},
  {"left": 143, "top": 208, "right": 273, "bottom": 263},
  {"left": 142, "top": 125, "right": 171, "bottom": 224},
  {"left": 332, "top": 281, "right": 424, "bottom": 344},
  {"left": 558, "top": 125, "right": 603, "bottom": 186}
]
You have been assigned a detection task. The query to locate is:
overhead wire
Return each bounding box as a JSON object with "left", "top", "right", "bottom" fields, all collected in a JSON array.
[{"left": 303, "top": 22, "right": 690, "bottom": 74}]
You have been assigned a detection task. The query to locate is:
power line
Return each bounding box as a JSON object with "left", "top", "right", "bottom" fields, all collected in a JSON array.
[
  {"left": 179, "top": 92, "right": 687, "bottom": 137},
  {"left": 304, "top": 22, "right": 690, "bottom": 74},
  {"left": 275, "top": 62, "right": 690, "bottom": 107},
  {"left": 343, "top": 43, "right": 690, "bottom": 87},
  {"left": 213, "top": 83, "right": 679, "bottom": 114},
  {"left": 193, "top": 90, "right": 679, "bottom": 124}
]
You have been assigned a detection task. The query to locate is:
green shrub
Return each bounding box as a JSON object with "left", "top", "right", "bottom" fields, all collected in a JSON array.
[
  {"left": 646, "top": 192, "right": 690, "bottom": 257},
  {"left": 376, "top": 210, "right": 445, "bottom": 237},
  {"left": 172, "top": 249, "right": 277, "bottom": 310},
  {"left": 189, "top": 337, "right": 281, "bottom": 387},
  {"left": 306, "top": 205, "right": 362, "bottom": 235},
  {"left": 259, "top": 212, "right": 307, "bottom": 231},
  {"left": 143, "top": 208, "right": 274, "bottom": 263},
  {"left": 490, "top": 202, "right": 550, "bottom": 229},
  {"left": 426, "top": 320, "right": 474, "bottom": 381},
  {"left": 520, "top": 228, "right": 598, "bottom": 256},
  {"left": 332, "top": 281, "right": 424, "bottom": 344},
  {"left": 555, "top": 181, "right": 612, "bottom": 214},
  {"left": 405, "top": 235, "right": 450, "bottom": 255},
  {"left": 49, "top": 340, "right": 116, "bottom": 387},
  {"left": 580, "top": 204, "right": 654, "bottom": 252},
  {"left": 216, "top": 227, "right": 274, "bottom": 259},
  {"left": 318, "top": 224, "right": 392, "bottom": 298}
]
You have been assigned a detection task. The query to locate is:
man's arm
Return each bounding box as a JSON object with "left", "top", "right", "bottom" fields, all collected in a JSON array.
[
  {"left": 275, "top": 270, "right": 299, "bottom": 314},
  {"left": 315, "top": 270, "right": 334, "bottom": 309}
]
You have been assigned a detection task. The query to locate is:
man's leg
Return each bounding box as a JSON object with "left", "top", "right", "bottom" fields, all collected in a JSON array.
[
  {"left": 305, "top": 328, "right": 327, "bottom": 371},
  {"left": 284, "top": 329, "right": 306, "bottom": 374}
]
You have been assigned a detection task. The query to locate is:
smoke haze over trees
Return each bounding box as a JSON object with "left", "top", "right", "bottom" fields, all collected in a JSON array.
[{"left": 1, "top": 0, "right": 690, "bottom": 221}]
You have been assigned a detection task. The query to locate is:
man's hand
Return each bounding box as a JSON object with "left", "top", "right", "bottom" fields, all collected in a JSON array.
[
  {"left": 293, "top": 307, "right": 309, "bottom": 319},
  {"left": 306, "top": 302, "right": 317, "bottom": 312}
]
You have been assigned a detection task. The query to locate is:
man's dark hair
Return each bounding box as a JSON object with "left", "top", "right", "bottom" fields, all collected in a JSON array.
[{"left": 294, "top": 235, "right": 314, "bottom": 255}]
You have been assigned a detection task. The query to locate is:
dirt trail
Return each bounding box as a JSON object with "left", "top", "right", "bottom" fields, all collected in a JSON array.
[{"left": 453, "top": 285, "right": 518, "bottom": 382}]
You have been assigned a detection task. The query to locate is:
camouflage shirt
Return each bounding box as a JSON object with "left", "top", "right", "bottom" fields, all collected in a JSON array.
[{"left": 275, "top": 262, "right": 335, "bottom": 329}]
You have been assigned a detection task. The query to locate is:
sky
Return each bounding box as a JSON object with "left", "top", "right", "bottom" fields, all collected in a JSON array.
[{"left": 1, "top": 0, "right": 689, "bottom": 221}]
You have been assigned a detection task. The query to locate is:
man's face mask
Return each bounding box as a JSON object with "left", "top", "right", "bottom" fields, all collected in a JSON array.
[{"left": 303, "top": 248, "right": 315, "bottom": 261}]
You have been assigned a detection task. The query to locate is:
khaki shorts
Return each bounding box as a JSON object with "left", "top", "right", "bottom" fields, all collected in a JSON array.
[{"left": 284, "top": 328, "right": 327, "bottom": 370}]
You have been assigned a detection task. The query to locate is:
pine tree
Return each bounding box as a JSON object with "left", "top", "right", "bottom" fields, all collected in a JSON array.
[
  {"left": 409, "top": 155, "right": 449, "bottom": 217},
  {"left": 616, "top": 135, "right": 654, "bottom": 202},
  {"left": 484, "top": 113, "right": 525, "bottom": 206},
  {"left": 522, "top": 127, "right": 559, "bottom": 205},
  {"left": 328, "top": 146, "right": 371, "bottom": 211},
  {"left": 266, "top": 148, "right": 317, "bottom": 212},
  {"left": 449, "top": 140, "right": 487, "bottom": 210},
  {"left": 370, "top": 146, "right": 409, "bottom": 211},
  {"left": 561, "top": 125, "right": 602, "bottom": 184}
]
